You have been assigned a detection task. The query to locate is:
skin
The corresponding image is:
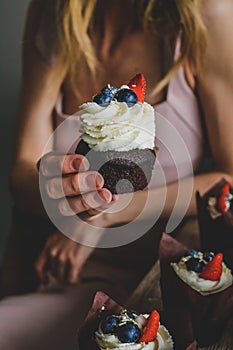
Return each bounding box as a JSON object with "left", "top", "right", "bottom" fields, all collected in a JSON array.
[{"left": 10, "top": 0, "right": 233, "bottom": 284}]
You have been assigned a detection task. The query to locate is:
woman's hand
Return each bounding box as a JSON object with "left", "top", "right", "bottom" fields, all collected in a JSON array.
[
  {"left": 39, "top": 152, "right": 113, "bottom": 218},
  {"left": 34, "top": 227, "right": 102, "bottom": 285}
]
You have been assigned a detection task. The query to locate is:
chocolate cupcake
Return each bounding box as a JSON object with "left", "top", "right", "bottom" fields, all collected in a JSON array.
[
  {"left": 75, "top": 74, "right": 156, "bottom": 194},
  {"left": 196, "top": 178, "right": 233, "bottom": 268},
  {"left": 159, "top": 234, "right": 233, "bottom": 348},
  {"left": 77, "top": 291, "right": 174, "bottom": 350}
]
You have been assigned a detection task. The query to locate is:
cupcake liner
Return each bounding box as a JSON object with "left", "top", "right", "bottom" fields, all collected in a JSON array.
[
  {"left": 77, "top": 291, "right": 123, "bottom": 350},
  {"left": 159, "top": 233, "right": 233, "bottom": 348},
  {"left": 78, "top": 290, "right": 195, "bottom": 350},
  {"left": 196, "top": 178, "right": 233, "bottom": 259}
]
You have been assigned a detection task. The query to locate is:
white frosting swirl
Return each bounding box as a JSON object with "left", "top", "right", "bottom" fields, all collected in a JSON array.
[
  {"left": 171, "top": 258, "right": 233, "bottom": 296},
  {"left": 95, "top": 315, "right": 173, "bottom": 350},
  {"left": 207, "top": 194, "right": 233, "bottom": 219},
  {"left": 79, "top": 101, "right": 155, "bottom": 151}
]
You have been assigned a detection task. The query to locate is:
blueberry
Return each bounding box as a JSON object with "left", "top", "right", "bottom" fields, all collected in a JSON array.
[
  {"left": 115, "top": 89, "right": 138, "bottom": 107},
  {"left": 101, "top": 85, "right": 118, "bottom": 96},
  {"left": 114, "top": 322, "right": 141, "bottom": 343},
  {"left": 184, "top": 250, "right": 199, "bottom": 258},
  {"left": 93, "top": 92, "right": 113, "bottom": 106},
  {"left": 100, "top": 316, "right": 119, "bottom": 334},
  {"left": 125, "top": 310, "right": 139, "bottom": 319},
  {"left": 203, "top": 252, "right": 215, "bottom": 263},
  {"left": 186, "top": 257, "right": 205, "bottom": 273}
]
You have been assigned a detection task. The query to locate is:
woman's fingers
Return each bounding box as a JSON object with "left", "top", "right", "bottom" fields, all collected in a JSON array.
[
  {"left": 49, "top": 250, "right": 67, "bottom": 282},
  {"left": 38, "top": 153, "right": 117, "bottom": 218},
  {"left": 34, "top": 250, "right": 49, "bottom": 284},
  {"left": 68, "top": 264, "right": 81, "bottom": 284},
  {"left": 67, "top": 246, "right": 94, "bottom": 284},
  {"left": 58, "top": 188, "right": 112, "bottom": 216},
  {"left": 46, "top": 171, "right": 104, "bottom": 198},
  {"left": 39, "top": 153, "right": 89, "bottom": 177},
  {"left": 35, "top": 229, "right": 101, "bottom": 285}
]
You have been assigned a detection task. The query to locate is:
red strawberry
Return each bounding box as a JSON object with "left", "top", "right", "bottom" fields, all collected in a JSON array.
[
  {"left": 127, "top": 73, "right": 146, "bottom": 102},
  {"left": 221, "top": 182, "right": 230, "bottom": 195},
  {"left": 199, "top": 253, "right": 223, "bottom": 281},
  {"left": 215, "top": 182, "right": 231, "bottom": 213},
  {"left": 216, "top": 194, "right": 228, "bottom": 213},
  {"left": 138, "top": 310, "right": 160, "bottom": 343}
]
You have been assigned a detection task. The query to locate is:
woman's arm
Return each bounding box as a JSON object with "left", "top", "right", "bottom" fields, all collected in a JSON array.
[
  {"left": 197, "top": 0, "right": 233, "bottom": 177},
  {"left": 93, "top": 0, "right": 233, "bottom": 228},
  {"left": 9, "top": 1, "right": 65, "bottom": 214}
]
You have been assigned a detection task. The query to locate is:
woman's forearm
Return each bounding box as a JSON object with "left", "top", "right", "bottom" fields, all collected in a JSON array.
[
  {"left": 9, "top": 159, "right": 47, "bottom": 216},
  {"left": 10, "top": 164, "right": 233, "bottom": 224},
  {"left": 105, "top": 171, "right": 233, "bottom": 226}
]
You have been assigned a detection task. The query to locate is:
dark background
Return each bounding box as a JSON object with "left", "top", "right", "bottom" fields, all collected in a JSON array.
[{"left": 0, "top": 0, "right": 30, "bottom": 263}]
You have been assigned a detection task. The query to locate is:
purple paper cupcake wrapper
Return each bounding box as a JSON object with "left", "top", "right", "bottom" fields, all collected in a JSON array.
[
  {"left": 158, "top": 233, "right": 233, "bottom": 348},
  {"left": 196, "top": 178, "right": 233, "bottom": 268},
  {"left": 77, "top": 288, "right": 197, "bottom": 349}
]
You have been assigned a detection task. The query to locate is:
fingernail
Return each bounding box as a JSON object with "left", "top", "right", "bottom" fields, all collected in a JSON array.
[
  {"left": 72, "top": 157, "right": 89, "bottom": 171},
  {"left": 96, "top": 173, "right": 104, "bottom": 187},
  {"left": 98, "top": 189, "right": 112, "bottom": 202},
  {"left": 85, "top": 173, "right": 103, "bottom": 188},
  {"left": 59, "top": 201, "right": 71, "bottom": 215},
  {"left": 112, "top": 194, "right": 119, "bottom": 202}
]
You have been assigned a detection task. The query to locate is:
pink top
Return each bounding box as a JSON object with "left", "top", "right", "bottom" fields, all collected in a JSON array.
[
  {"left": 54, "top": 68, "right": 203, "bottom": 188},
  {"left": 33, "top": 2, "right": 204, "bottom": 188}
]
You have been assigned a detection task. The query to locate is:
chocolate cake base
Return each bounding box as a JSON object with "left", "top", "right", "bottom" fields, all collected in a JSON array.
[
  {"left": 160, "top": 261, "right": 233, "bottom": 348},
  {"left": 75, "top": 140, "right": 156, "bottom": 194}
]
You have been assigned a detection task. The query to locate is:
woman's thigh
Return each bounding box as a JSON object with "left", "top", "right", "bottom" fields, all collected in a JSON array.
[
  {"left": 0, "top": 208, "right": 54, "bottom": 297},
  {"left": 0, "top": 229, "right": 148, "bottom": 350},
  {"left": 0, "top": 260, "right": 137, "bottom": 350}
]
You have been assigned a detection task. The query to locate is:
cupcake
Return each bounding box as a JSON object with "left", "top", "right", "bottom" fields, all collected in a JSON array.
[
  {"left": 75, "top": 74, "right": 156, "bottom": 194},
  {"left": 159, "top": 234, "right": 233, "bottom": 348},
  {"left": 77, "top": 291, "right": 174, "bottom": 350},
  {"left": 196, "top": 178, "right": 233, "bottom": 268},
  {"left": 95, "top": 309, "right": 173, "bottom": 350}
]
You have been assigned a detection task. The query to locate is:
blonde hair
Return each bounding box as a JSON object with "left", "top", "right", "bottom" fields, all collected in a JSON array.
[{"left": 55, "top": 0, "right": 207, "bottom": 94}]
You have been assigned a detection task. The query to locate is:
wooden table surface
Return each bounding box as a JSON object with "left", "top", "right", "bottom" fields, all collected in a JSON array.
[{"left": 127, "top": 260, "right": 233, "bottom": 350}]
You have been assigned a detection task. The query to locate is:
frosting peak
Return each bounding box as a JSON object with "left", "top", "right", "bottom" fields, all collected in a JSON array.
[
  {"left": 79, "top": 100, "right": 155, "bottom": 152},
  {"left": 171, "top": 251, "right": 233, "bottom": 296},
  {"left": 95, "top": 310, "right": 173, "bottom": 350}
]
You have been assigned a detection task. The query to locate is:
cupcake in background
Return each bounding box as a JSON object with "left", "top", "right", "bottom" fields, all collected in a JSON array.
[
  {"left": 96, "top": 309, "right": 173, "bottom": 350},
  {"left": 196, "top": 178, "right": 233, "bottom": 268},
  {"left": 159, "top": 233, "right": 233, "bottom": 348},
  {"left": 77, "top": 291, "right": 174, "bottom": 350},
  {"left": 75, "top": 74, "right": 156, "bottom": 194}
]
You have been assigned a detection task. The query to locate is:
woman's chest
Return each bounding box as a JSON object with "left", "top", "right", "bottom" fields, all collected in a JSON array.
[{"left": 62, "top": 31, "right": 173, "bottom": 114}]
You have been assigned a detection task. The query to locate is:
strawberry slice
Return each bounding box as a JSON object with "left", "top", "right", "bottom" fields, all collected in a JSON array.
[
  {"left": 199, "top": 253, "right": 223, "bottom": 281},
  {"left": 127, "top": 73, "right": 146, "bottom": 102},
  {"left": 215, "top": 182, "right": 231, "bottom": 213},
  {"left": 220, "top": 182, "right": 230, "bottom": 195},
  {"left": 138, "top": 310, "right": 160, "bottom": 343},
  {"left": 216, "top": 194, "right": 228, "bottom": 213}
]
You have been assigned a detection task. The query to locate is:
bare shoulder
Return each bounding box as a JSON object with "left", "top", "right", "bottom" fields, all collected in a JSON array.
[
  {"left": 23, "top": 0, "right": 46, "bottom": 41},
  {"left": 201, "top": 0, "right": 233, "bottom": 37},
  {"left": 199, "top": 0, "right": 233, "bottom": 77},
  {"left": 196, "top": 0, "right": 233, "bottom": 176},
  {"left": 24, "top": 0, "right": 56, "bottom": 39},
  {"left": 202, "top": 0, "right": 233, "bottom": 20}
]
